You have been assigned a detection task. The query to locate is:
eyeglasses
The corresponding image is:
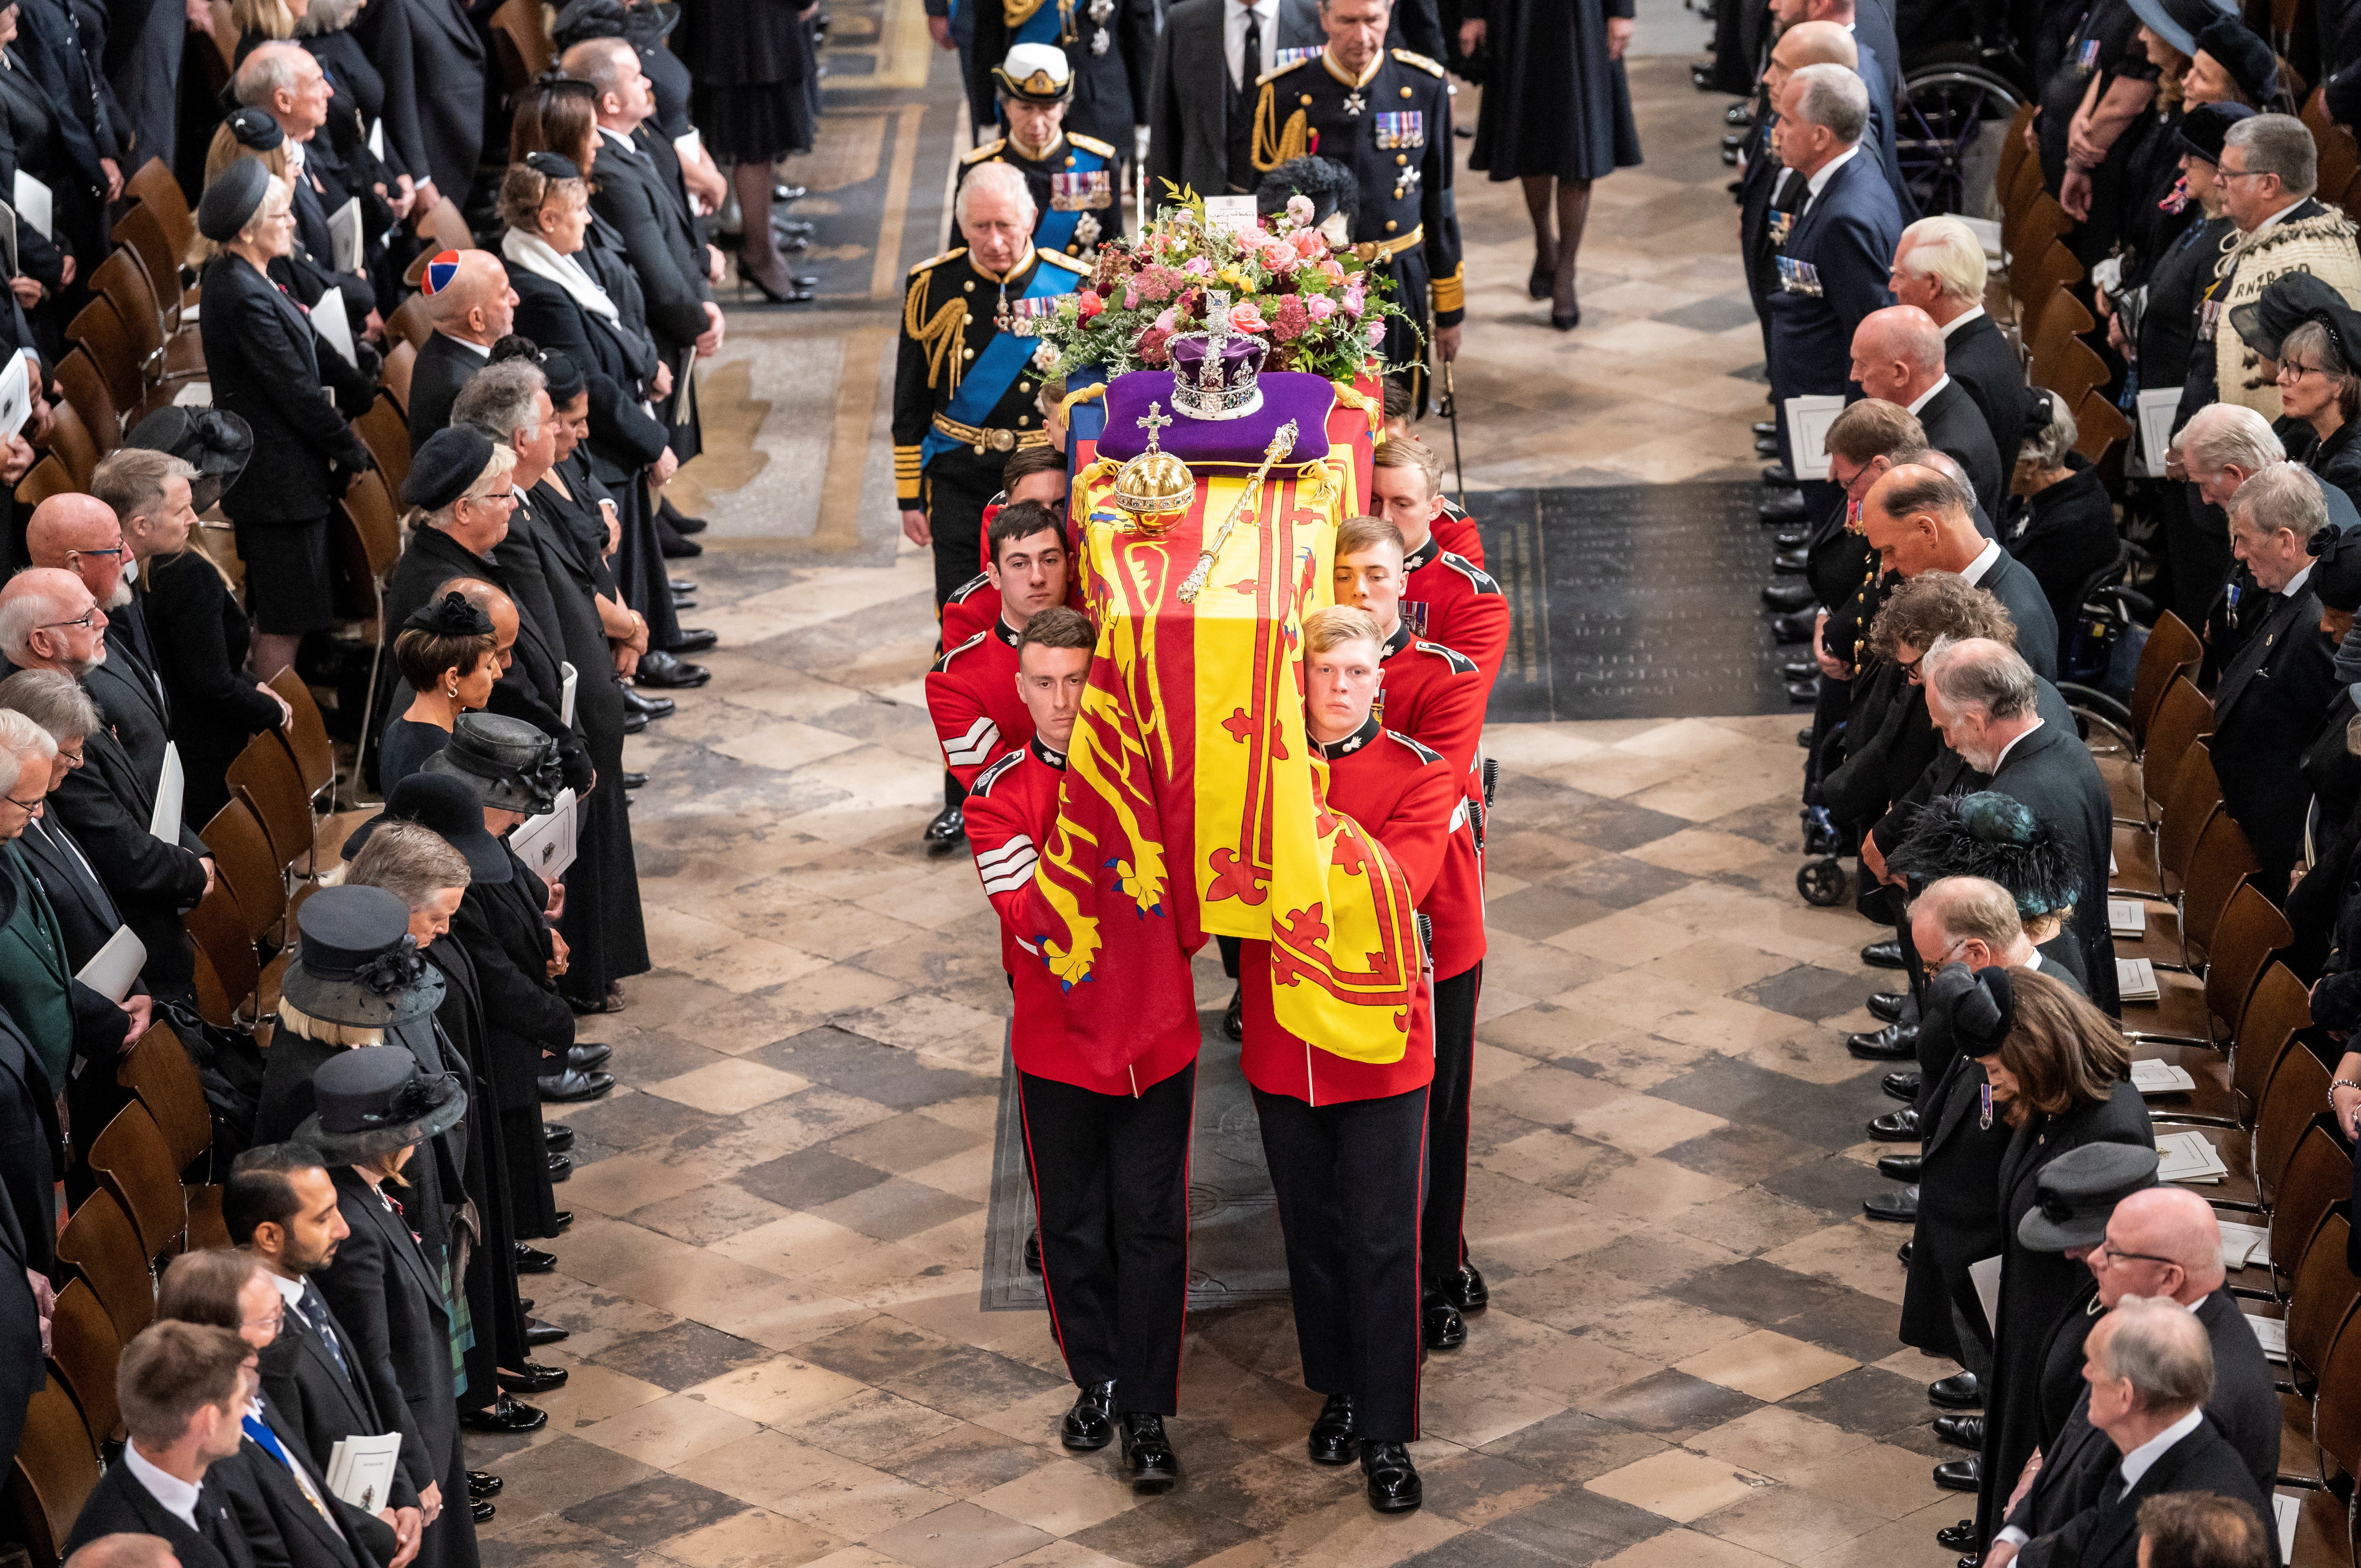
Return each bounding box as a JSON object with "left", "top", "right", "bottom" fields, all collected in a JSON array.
[
  {"left": 2217, "top": 165, "right": 2271, "bottom": 182},
  {"left": 2, "top": 792, "right": 41, "bottom": 813},
  {"left": 36, "top": 612, "right": 95, "bottom": 632},
  {"left": 2092, "top": 1233, "right": 2178, "bottom": 1268},
  {"left": 2280, "top": 361, "right": 2330, "bottom": 380},
  {"left": 68, "top": 546, "right": 123, "bottom": 558},
  {"left": 467, "top": 492, "right": 520, "bottom": 510}
]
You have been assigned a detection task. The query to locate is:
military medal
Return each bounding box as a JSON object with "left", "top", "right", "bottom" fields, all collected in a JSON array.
[
  {"left": 1979, "top": 1082, "right": 1993, "bottom": 1130},
  {"left": 1343, "top": 89, "right": 1366, "bottom": 116},
  {"left": 1074, "top": 212, "right": 1102, "bottom": 246},
  {"left": 1372, "top": 111, "right": 1423, "bottom": 148},
  {"left": 1394, "top": 163, "right": 1422, "bottom": 201}
]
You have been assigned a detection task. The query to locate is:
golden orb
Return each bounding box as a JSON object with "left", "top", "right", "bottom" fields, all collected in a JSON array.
[{"left": 1113, "top": 447, "right": 1195, "bottom": 536}]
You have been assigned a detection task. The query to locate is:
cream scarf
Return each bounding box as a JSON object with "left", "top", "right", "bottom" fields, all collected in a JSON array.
[{"left": 500, "top": 227, "right": 620, "bottom": 326}]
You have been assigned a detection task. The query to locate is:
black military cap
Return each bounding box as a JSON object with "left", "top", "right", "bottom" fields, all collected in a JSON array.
[
  {"left": 283, "top": 885, "right": 446, "bottom": 1028},
  {"left": 2017, "top": 1142, "right": 2162, "bottom": 1251},
  {"left": 2174, "top": 100, "right": 2256, "bottom": 165},
  {"left": 196, "top": 158, "right": 272, "bottom": 242},
  {"left": 424, "top": 712, "right": 561, "bottom": 816},
  {"left": 402, "top": 426, "right": 498, "bottom": 512},
  {"left": 342, "top": 771, "right": 515, "bottom": 883},
  {"left": 2227, "top": 271, "right": 2347, "bottom": 364},
  {"left": 2195, "top": 17, "right": 2279, "bottom": 108}
]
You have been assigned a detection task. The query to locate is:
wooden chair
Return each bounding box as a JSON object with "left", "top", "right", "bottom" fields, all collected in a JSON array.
[
  {"left": 2114, "top": 739, "right": 2224, "bottom": 910},
  {"left": 2269, "top": 1127, "right": 2354, "bottom": 1303},
  {"left": 2087, "top": 610, "right": 2204, "bottom": 768},
  {"left": 271, "top": 667, "right": 337, "bottom": 800},
  {"left": 14, "top": 454, "right": 74, "bottom": 511},
  {"left": 55, "top": 344, "right": 122, "bottom": 455},
  {"left": 117, "top": 1022, "right": 211, "bottom": 1173},
  {"left": 2073, "top": 386, "right": 2134, "bottom": 464},
  {"left": 111, "top": 201, "right": 190, "bottom": 326},
  {"left": 228, "top": 732, "right": 317, "bottom": 871},
  {"left": 41, "top": 400, "right": 101, "bottom": 488},
  {"left": 488, "top": 0, "right": 553, "bottom": 90},
  {"left": 55, "top": 1188, "right": 156, "bottom": 1344},
  {"left": 183, "top": 879, "right": 259, "bottom": 1027},
  {"left": 2141, "top": 677, "right": 2218, "bottom": 829},
  {"left": 381, "top": 337, "right": 417, "bottom": 414},
  {"left": 89, "top": 1102, "right": 188, "bottom": 1259},
  {"left": 45, "top": 1277, "right": 123, "bottom": 1450},
  {"left": 200, "top": 794, "right": 286, "bottom": 946},
  {"left": 385, "top": 295, "right": 432, "bottom": 352},
  {"left": 353, "top": 392, "right": 411, "bottom": 505},
  {"left": 2322, "top": 122, "right": 2361, "bottom": 211},
  {"left": 2171, "top": 1044, "right": 2333, "bottom": 1214},
  {"left": 2126, "top": 878, "right": 2290, "bottom": 1052},
  {"left": 6, "top": 1383, "right": 101, "bottom": 1565},
  {"left": 67, "top": 294, "right": 145, "bottom": 416},
  {"left": 2304, "top": 1298, "right": 2361, "bottom": 1534},
  {"left": 92, "top": 247, "right": 204, "bottom": 387},
  {"left": 2230, "top": 964, "right": 2315, "bottom": 1126},
  {"left": 125, "top": 157, "right": 193, "bottom": 259},
  {"left": 1996, "top": 101, "right": 2037, "bottom": 211}
]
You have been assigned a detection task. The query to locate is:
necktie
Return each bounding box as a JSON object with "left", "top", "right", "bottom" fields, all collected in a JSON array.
[
  {"left": 1238, "top": 0, "right": 1260, "bottom": 93},
  {"left": 243, "top": 1411, "right": 335, "bottom": 1525},
  {"left": 299, "top": 1286, "right": 352, "bottom": 1380}
]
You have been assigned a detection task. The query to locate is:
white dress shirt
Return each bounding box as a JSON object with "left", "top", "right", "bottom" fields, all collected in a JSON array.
[
  {"left": 1941, "top": 305, "right": 1986, "bottom": 340},
  {"left": 1805, "top": 144, "right": 1862, "bottom": 202},
  {"left": 1225, "top": 0, "right": 1278, "bottom": 91},
  {"left": 1961, "top": 538, "right": 2003, "bottom": 586},
  {"left": 123, "top": 1441, "right": 204, "bottom": 1532},
  {"left": 1906, "top": 373, "right": 1954, "bottom": 416},
  {"left": 2117, "top": 1406, "right": 2207, "bottom": 1496},
  {"left": 2284, "top": 561, "right": 2315, "bottom": 599}
]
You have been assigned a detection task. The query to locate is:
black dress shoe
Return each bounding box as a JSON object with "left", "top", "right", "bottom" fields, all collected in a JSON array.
[
  {"left": 1753, "top": 420, "right": 1778, "bottom": 438},
  {"left": 669, "top": 512, "right": 709, "bottom": 536},
  {"left": 774, "top": 182, "right": 807, "bottom": 201},
  {"left": 924, "top": 804, "right": 966, "bottom": 855},
  {"left": 1798, "top": 728, "right": 1814, "bottom": 748},
  {"left": 1934, "top": 1457, "right": 1980, "bottom": 1492},
  {"left": 1937, "top": 1520, "right": 1978, "bottom": 1549},
  {"left": 620, "top": 685, "right": 674, "bottom": 718},
  {"left": 668, "top": 579, "right": 698, "bottom": 595},
  {"left": 566, "top": 1042, "right": 612, "bottom": 1071},
  {"left": 1780, "top": 660, "right": 1817, "bottom": 683},
  {"left": 1308, "top": 1393, "right": 1356, "bottom": 1463},
  {"left": 1223, "top": 986, "right": 1243, "bottom": 1041},
  {"left": 1848, "top": 1022, "right": 1918, "bottom": 1060},
  {"left": 1120, "top": 1412, "right": 1179, "bottom": 1490},
  {"left": 548, "top": 1151, "right": 572, "bottom": 1181},
  {"left": 1868, "top": 1107, "right": 1921, "bottom": 1141},
  {"left": 1760, "top": 489, "right": 1809, "bottom": 521},
  {"left": 1897, "top": 1240, "right": 1913, "bottom": 1265},
  {"left": 525, "top": 1318, "right": 570, "bottom": 1346},
  {"left": 1928, "top": 1372, "right": 1980, "bottom": 1409},
  {"left": 1773, "top": 547, "right": 1810, "bottom": 574},
  {"left": 551, "top": 1211, "right": 572, "bottom": 1230},
  {"left": 1437, "top": 1264, "right": 1487, "bottom": 1311},
  {"left": 537, "top": 1069, "right": 615, "bottom": 1102},
  {"left": 1725, "top": 102, "right": 1754, "bottom": 125},
  {"left": 459, "top": 1394, "right": 547, "bottom": 1434},
  {"left": 1762, "top": 581, "right": 1816, "bottom": 612},
  {"left": 473, "top": 1499, "right": 496, "bottom": 1523},
  {"left": 1861, "top": 939, "right": 1906, "bottom": 969},
  {"left": 1934, "top": 1414, "right": 1984, "bottom": 1449},
  {"left": 1770, "top": 610, "right": 1818, "bottom": 643},
  {"left": 1422, "top": 1294, "right": 1466, "bottom": 1350},
  {"left": 637, "top": 650, "right": 711, "bottom": 688},
  {"left": 621, "top": 772, "right": 648, "bottom": 790},
  {"left": 1878, "top": 1152, "right": 1923, "bottom": 1180},
  {"left": 661, "top": 532, "right": 705, "bottom": 558},
  {"left": 1883, "top": 1070, "right": 1921, "bottom": 1101},
  {"left": 1867, "top": 991, "right": 1907, "bottom": 1022},
  {"left": 1786, "top": 680, "right": 1820, "bottom": 704},
  {"left": 1063, "top": 1380, "right": 1117, "bottom": 1450},
  {"left": 622, "top": 709, "right": 647, "bottom": 735},
  {"left": 497, "top": 1362, "right": 569, "bottom": 1393},
  {"left": 514, "top": 1242, "right": 557, "bottom": 1274},
  {"left": 1024, "top": 1228, "right": 1042, "bottom": 1274},
  {"left": 1361, "top": 1441, "right": 1422, "bottom": 1512},
  {"left": 1756, "top": 436, "right": 1781, "bottom": 456},
  {"left": 671, "top": 590, "right": 697, "bottom": 610},
  {"left": 468, "top": 1471, "right": 502, "bottom": 1498},
  {"left": 543, "top": 1123, "right": 573, "bottom": 1151},
  {"left": 1863, "top": 1185, "right": 1918, "bottom": 1222},
  {"left": 666, "top": 627, "right": 721, "bottom": 655},
  {"left": 1773, "top": 529, "right": 1810, "bottom": 548},
  {"left": 1762, "top": 462, "right": 1796, "bottom": 486}
]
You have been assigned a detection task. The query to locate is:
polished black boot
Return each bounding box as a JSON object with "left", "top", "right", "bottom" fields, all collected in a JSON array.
[
  {"left": 1062, "top": 1380, "right": 1117, "bottom": 1451},
  {"left": 1360, "top": 1440, "right": 1422, "bottom": 1512},
  {"left": 1120, "top": 1412, "right": 1179, "bottom": 1490},
  {"left": 1307, "top": 1393, "right": 1356, "bottom": 1464}
]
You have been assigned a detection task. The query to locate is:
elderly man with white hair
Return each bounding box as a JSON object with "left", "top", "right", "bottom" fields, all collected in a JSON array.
[
  {"left": 893, "top": 156, "right": 1088, "bottom": 854},
  {"left": 1890, "top": 215, "right": 2029, "bottom": 465},
  {"left": 1849, "top": 303, "right": 2006, "bottom": 516},
  {"left": 2210, "top": 461, "right": 2341, "bottom": 897}
]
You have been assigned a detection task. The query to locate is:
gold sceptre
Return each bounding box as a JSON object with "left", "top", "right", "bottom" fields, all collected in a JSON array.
[{"left": 1177, "top": 419, "right": 1299, "bottom": 603}]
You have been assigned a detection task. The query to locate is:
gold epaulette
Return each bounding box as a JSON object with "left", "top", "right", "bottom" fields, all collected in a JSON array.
[
  {"left": 1036, "top": 248, "right": 1090, "bottom": 273},
  {"left": 1253, "top": 80, "right": 1312, "bottom": 173},
  {"left": 909, "top": 247, "right": 968, "bottom": 277},
  {"left": 961, "top": 141, "right": 1007, "bottom": 165},
  {"left": 1068, "top": 133, "right": 1117, "bottom": 157},
  {"left": 1256, "top": 53, "right": 1315, "bottom": 86},
  {"left": 1392, "top": 48, "right": 1445, "bottom": 75}
]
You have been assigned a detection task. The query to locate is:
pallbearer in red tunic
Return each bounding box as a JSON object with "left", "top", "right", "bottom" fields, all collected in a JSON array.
[
  {"left": 962, "top": 606, "right": 1193, "bottom": 1491},
  {"left": 1370, "top": 438, "right": 1509, "bottom": 689},
  {"left": 1333, "top": 515, "right": 1490, "bottom": 1353},
  {"left": 1240, "top": 606, "right": 1458, "bottom": 1517},
  {"left": 925, "top": 502, "right": 1075, "bottom": 798}
]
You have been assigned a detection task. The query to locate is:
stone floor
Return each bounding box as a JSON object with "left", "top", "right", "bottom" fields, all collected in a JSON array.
[{"left": 456, "top": 6, "right": 1983, "bottom": 1566}]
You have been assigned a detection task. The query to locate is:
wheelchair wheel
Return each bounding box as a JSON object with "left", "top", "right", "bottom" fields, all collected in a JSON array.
[
  {"left": 1898, "top": 64, "right": 2022, "bottom": 219},
  {"left": 1797, "top": 857, "right": 1848, "bottom": 907}
]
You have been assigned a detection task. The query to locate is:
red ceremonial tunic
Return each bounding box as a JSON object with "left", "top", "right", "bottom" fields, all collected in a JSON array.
[
  {"left": 1435, "top": 497, "right": 1485, "bottom": 570},
  {"left": 965, "top": 736, "right": 1199, "bottom": 1096},
  {"left": 1240, "top": 716, "right": 1458, "bottom": 1107},
  {"left": 1402, "top": 534, "right": 1509, "bottom": 692},
  {"left": 940, "top": 572, "right": 1092, "bottom": 649},
  {"left": 1378, "top": 625, "right": 1487, "bottom": 981},
  {"left": 925, "top": 618, "right": 1030, "bottom": 788}
]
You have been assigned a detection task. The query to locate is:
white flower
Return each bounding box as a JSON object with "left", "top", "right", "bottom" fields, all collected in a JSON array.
[
  {"left": 1285, "top": 194, "right": 1315, "bottom": 227},
  {"left": 1032, "top": 341, "right": 1060, "bottom": 370}
]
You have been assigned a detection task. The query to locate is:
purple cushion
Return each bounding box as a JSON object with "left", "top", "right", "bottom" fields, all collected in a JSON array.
[{"left": 1094, "top": 370, "right": 1336, "bottom": 465}]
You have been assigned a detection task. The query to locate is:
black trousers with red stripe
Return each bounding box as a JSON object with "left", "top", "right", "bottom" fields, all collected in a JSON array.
[
  {"left": 1423, "top": 963, "right": 1482, "bottom": 1283},
  {"left": 1018, "top": 1063, "right": 1195, "bottom": 1415},
  {"left": 1253, "top": 1082, "right": 1429, "bottom": 1441}
]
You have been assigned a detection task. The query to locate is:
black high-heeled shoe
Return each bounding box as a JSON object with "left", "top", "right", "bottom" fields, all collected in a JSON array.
[
  {"left": 1551, "top": 293, "right": 1580, "bottom": 331},
  {"left": 1527, "top": 258, "right": 1554, "bottom": 301},
  {"left": 741, "top": 267, "right": 814, "bottom": 304}
]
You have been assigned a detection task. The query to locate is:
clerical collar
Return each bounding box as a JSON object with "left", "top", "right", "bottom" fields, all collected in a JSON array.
[
  {"left": 1403, "top": 534, "right": 1440, "bottom": 571},
  {"left": 1310, "top": 712, "right": 1381, "bottom": 759},
  {"left": 1323, "top": 48, "right": 1383, "bottom": 88},
  {"left": 1381, "top": 620, "right": 1413, "bottom": 659},
  {"left": 1030, "top": 735, "right": 1067, "bottom": 769},
  {"left": 992, "top": 616, "right": 1023, "bottom": 647}
]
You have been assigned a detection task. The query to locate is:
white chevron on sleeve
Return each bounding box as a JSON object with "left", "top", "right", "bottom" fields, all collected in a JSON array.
[
  {"left": 941, "top": 715, "right": 1001, "bottom": 766},
  {"left": 977, "top": 835, "right": 1039, "bottom": 895}
]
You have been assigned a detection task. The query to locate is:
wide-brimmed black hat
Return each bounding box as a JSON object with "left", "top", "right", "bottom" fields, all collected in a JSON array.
[
  {"left": 283, "top": 886, "right": 445, "bottom": 1028},
  {"left": 424, "top": 713, "right": 560, "bottom": 816},
  {"left": 2229, "top": 270, "right": 2348, "bottom": 363},
  {"left": 551, "top": 0, "right": 677, "bottom": 48},
  {"left": 2174, "top": 99, "right": 2256, "bottom": 164},
  {"left": 341, "top": 771, "right": 514, "bottom": 884},
  {"left": 293, "top": 1045, "right": 466, "bottom": 1163},
  {"left": 125, "top": 407, "right": 254, "bottom": 515},
  {"left": 2195, "top": 17, "right": 2279, "bottom": 106},
  {"left": 2017, "top": 1142, "right": 2161, "bottom": 1251}
]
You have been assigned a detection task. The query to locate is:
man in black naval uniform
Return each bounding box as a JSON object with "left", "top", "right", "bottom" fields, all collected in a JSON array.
[
  {"left": 1253, "top": 0, "right": 1463, "bottom": 411},
  {"left": 960, "top": 44, "right": 1126, "bottom": 259},
  {"left": 970, "top": 0, "right": 1158, "bottom": 156},
  {"left": 896, "top": 158, "right": 1087, "bottom": 852}
]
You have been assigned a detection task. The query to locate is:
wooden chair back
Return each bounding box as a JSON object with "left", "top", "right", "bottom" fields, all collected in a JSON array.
[
  {"left": 2310, "top": 1296, "right": 2361, "bottom": 1492},
  {"left": 2199, "top": 880, "right": 2292, "bottom": 1031},
  {"left": 227, "top": 732, "right": 315, "bottom": 873},
  {"left": 2231, "top": 962, "right": 2312, "bottom": 1120},
  {"left": 2072, "top": 387, "right": 2133, "bottom": 464},
  {"left": 200, "top": 794, "right": 285, "bottom": 945},
  {"left": 67, "top": 294, "right": 142, "bottom": 413},
  {"left": 7, "top": 1383, "right": 101, "bottom": 1563},
  {"left": 41, "top": 399, "right": 100, "bottom": 488},
  {"left": 2258, "top": 1053, "right": 2337, "bottom": 1209},
  {"left": 2290, "top": 1207, "right": 2361, "bottom": 1385},
  {"left": 353, "top": 392, "right": 410, "bottom": 504},
  {"left": 125, "top": 158, "right": 193, "bottom": 258},
  {"left": 2270, "top": 1126, "right": 2352, "bottom": 1300},
  {"left": 2155, "top": 745, "right": 2225, "bottom": 893},
  {"left": 2130, "top": 612, "right": 2204, "bottom": 746},
  {"left": 183, "top": 880, "right": 258, "bottom": 1026},
  {"left": 117, "top": 1022, "right": 211, "bottom": 1174},
  {"left": 89, "top": 1102, "right": 188, "bottom": 1259},
  {"left": 14, "top": 455, "right": 74, "bottom": 511},
  {"left": 2143, "top": 677, "right": 2215, "bottom": 816},
  {"left": 380, "top": 337, "right": 418, "bottom": 414},
  {"left": 55, "top": 1188, "right": 155, "bottom": 1344},
  {"left": 385, "top": 295, "right": 431, "bottom": 352},
  {"left": 56, "top": 345, "right": 122, "bottom": 454},
  {"left": 271, "top": 668, "right": 335, "bottom": 799},
  {"left": 46, "top": 1277, "right": 123, "bottom": 1448},
  {"left": 111, "top": 202, "right": 185, "bottom": 325},
  {"left": 342, "top": 468, "right": 404, "bottom": 580}
]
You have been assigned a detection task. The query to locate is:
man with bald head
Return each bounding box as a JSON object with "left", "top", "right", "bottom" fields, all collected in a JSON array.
[
  {"left": 1990, "top": 1191, "right": 2277, "bottom": 1568},
  {"left": 1850, "top": 305, "right": 2004, "bottom": 515},
  {"left": 64, "top": 1537, "right": 181, "bottom": 1568},
  {"left": 1859, "top": 464, "right": 2058, "bottom": 677},
  {"left": 26, "top": 492, "right": 174, "bottom": 796},
  {"left": 409, "top": 253, "right": 520, "bottom": 452}
]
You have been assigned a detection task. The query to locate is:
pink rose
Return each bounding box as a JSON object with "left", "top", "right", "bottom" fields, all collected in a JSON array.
[
  {"left": 1367, "top": 321, "right": 1385, "bottom": 345},
  {"left": 1305, "top": 295, "right": 1336, "bottom": 323},
  {"left": 1226, "top": 300, "right": 1269, "bottom": 333},
  {"left": 1152, "top": 307, "right": 1176, "bottom": 333},
  {"left": 1182, "top": 256, "right": 1213, "bottom": 277},
  {"left": 1291, "top": 227, "right": 1327, "bottom": 259},
  {"left": 1341, "top": 286, "right": 1365, "bottom": 318},
  {"left": 1123, "top": 285, "right": 1142, "bottom": 309},
  {"left": 1319, "top": 258, "right": 1346, "bottom": 282},
  {"left": 1285, "top": 194, "right": 1315, "bottom": 227}
]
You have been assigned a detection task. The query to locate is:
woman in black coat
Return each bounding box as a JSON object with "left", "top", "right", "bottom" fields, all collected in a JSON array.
[
  {"left": 1971, "top": 968, "right": 2153, "bottom": 1548},
  {"left": 0, "top": 2, "right": 75, "bottom": 352},
  {"left": 196, "top": 162, "right": 374, "bottom": 680},
  {"left": 2274, "top": 313, "right": 2361, "bottom": 515},
  {"left": 2006, "top": 396, "right": 2122, "bottom": 665},
  {"left": 1461, "top": 0, "right": 1640, "bottom": 329},
  {"left": 141, "top": 546, "right": 288, "bottom": 829},
  {"left": 677, "top": 0, "right": 817, "bottom": 299}
]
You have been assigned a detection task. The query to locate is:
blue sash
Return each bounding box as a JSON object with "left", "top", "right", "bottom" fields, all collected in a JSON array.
[
  {"left": 920, "top": 256, "right": 1078, "bottom": 466},
  {"left": 1011, "top": 2, "right": 1062, "bottom": 45},
  {"left": 1033, "top": 144, "right": 1114, "bottom": 253}
]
